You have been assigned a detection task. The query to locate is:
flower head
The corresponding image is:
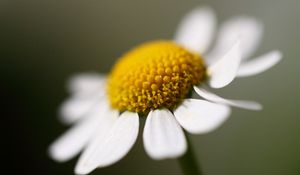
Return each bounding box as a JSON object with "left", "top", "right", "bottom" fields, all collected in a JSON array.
[
  {"left": 107, "top": 41, "right": 206, "bottom": 113},
  {"left": 49, "top": 6, "right": 282, "bottom": 175}
]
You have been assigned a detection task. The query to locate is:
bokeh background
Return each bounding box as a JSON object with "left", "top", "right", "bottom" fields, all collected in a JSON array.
[{"left": 1, "top": 0, "right": 299, "bottom": 174}]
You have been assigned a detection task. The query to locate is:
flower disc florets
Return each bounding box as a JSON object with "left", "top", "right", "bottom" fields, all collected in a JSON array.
[{"left": 107, "top": 41, "right": 206, "bottom": 113}]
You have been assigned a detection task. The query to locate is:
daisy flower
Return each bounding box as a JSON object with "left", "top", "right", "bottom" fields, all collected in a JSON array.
[{"left": 49, "top": 6, "right": 282, "bottom": 175}]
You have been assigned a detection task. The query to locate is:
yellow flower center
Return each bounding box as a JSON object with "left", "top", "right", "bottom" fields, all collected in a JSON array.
[{"left": 107, "top": 41, "right": 206, "bottom": 113}]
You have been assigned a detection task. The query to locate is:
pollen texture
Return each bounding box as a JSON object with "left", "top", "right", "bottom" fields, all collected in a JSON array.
[{"left": 107, "top": 41, "right": 206, "bottom": 113}]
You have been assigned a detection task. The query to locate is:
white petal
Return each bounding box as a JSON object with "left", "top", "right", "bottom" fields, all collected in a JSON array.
[
  {"left": 143, "top": 109, "right": 186, "bottom": 160},
  {"left": 59, "top": 94, "right": 104, "bottom": 124},
  {"left": 237, "top": 50, "right": 282, "bottom": 77},
  {"left": 68, "top": 73, "right": 106, "bottom": 96},
  {"left": 194, "top": 86, "right": 262, "bottom": 110},
  {"left": 206, "top": 16, "right": 263, "bottom": 64},
  {"left": 174, "top": 99, "right": 231, "bottom": 134},
  {"left": 49, "top": 106, "right": 118, "bottom": 162},
  {"left": 174, "top": 6, "right": 216, "bottom": 54},
  {"left": 207, "top": 41, "right": 242, "bottom": 88},
  {"left": 75, "top": 111, "right": 139, "bottom": 175}
]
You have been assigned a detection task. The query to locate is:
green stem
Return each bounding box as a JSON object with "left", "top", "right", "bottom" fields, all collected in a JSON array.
[{"left": 178, "top": 133, "right": 202, "bottom": 175}]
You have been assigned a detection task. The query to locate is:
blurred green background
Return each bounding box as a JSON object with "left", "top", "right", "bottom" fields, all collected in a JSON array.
[{"left": 1, "top": 0, "right": 299, "bottom": 175}]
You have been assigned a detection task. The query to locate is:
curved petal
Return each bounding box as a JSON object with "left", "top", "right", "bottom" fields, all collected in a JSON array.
[
  {"left": 207, "top": 41, "right": 242, "bottom": 88},
  {"left": 206, "top": 16, "right": 263, "bottom": 64},
  {"left": 194, "top": 86, "right": 262, "bottom": 110},
  {"left": 48, "top": 106, "right": 118, "bottom": 162},
  {"left": 174, "top": 99, "right": 231, "bottom": 134},
  {"left": 59, "top": 94, "right": 104, "bottom": 124},
  {"left": 237, "top": 50, "right": 282, "bottom": 77},
  {"left": 75, "top": 112, "right": 139, "bottom": 175},
  {"left": 174, "top": 6, "right": 216, "bottom": 54},
  {"left": 143, "top": 109, "right": 186, "bottom": 160},
  {"left": 68, "top": 73, "right": 106, "bottom": 96}
]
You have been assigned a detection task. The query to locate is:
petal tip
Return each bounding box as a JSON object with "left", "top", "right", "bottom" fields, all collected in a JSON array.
[
  {"left": 75, "top": 164, "right": 93, "bottom": 175},
  {"left": 47, "top": 144, "right": 66, "bottom": 163},
  {"left": 174, "top": 5, "right": 216, "bottom": 53},
  {"left": 237, "top": 49, "right": 282, "bottom": 77},
  {"left": 208, "top": 40, "right": 242, "bottom": 88},
  {"left": 249, "top": 103, "right": 263, "bottom": 111},
  {"left": 174, "top": 99, "right": 231, "bottom": 134},
  {"left": 273, "top": 50, "right": 283, "bottom": 61},
  {"left": 143, "top": 109, "right": 187, "bottom": 160}
]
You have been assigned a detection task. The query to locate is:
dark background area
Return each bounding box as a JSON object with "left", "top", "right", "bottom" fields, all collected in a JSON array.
[{"left": 1, "top": 0, "right": 300, "bottom": 174}]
